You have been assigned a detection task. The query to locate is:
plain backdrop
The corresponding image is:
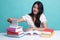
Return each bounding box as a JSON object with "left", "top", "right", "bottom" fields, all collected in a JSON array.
[{"left": 0, "top": 0, "right": 60, "bottom": 32}]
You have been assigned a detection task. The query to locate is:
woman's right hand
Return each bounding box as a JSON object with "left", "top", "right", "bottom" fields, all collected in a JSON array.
[{"left": 7, "top": 18, "right": 13, "bottom": 23}]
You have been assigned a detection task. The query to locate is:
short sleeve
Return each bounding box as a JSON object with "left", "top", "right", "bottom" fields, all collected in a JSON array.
[
  {"left": 40, "top": 14, "right": 47, "bottom": 23},
  {"left": 22, "top": 14, "right": 30, "bottom": 21},
  {"left": 22, "top": 15, "right": 27, "bottom": 21}
]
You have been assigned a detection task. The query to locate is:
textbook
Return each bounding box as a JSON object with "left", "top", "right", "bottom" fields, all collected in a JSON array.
[
  {"left": 7, "top": 27, "right": 24, "bottom": 36},
  {"left": 7, "top": 27, "right": 23, "bottom": 35},
  {"left": 24, "top": 30, "right": 41, "bottom": 35},
  {"left": 24, "top": 28, "right": 54, "bottom": 38},
  {"left": 7, "top": 27, "right": 23, "bottom": 32},
  {"left": 40, "top": 28, "right": 54, "bottom": 38},
  {"left": 7, "top": 20, "right": 24, "bottom": 37}
]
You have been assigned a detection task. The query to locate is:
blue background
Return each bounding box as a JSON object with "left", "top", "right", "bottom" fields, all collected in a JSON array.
[{"left": 0, "top": 0, "right": 60, "bottom": 32}]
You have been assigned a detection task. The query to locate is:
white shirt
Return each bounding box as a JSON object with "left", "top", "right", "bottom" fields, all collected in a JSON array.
[{"left": 22, "top": 14, "right": 47, "bottom": 28}]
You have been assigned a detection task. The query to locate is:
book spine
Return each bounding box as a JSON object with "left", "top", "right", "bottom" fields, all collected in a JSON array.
[
  {"left": 7, "top": 28, "right": 16, "bottom": 32},
  {"left": 43, "top": 29, "right": 54, "bottom": 33},
  {"left": 7, "top": 31, "right": 23, "bottom": 35},
  {"left": 7, "top": 31, "right": 19, "bottom": 35},
  {"left": 7, "top": 27, "right": 22, "bottom": 32}
]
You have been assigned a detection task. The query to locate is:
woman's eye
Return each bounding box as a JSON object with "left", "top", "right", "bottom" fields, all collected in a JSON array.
[
  {"left": 33, "top": 6, "right": 38, "bottom": 9},
  {"left": 33, "top": 6, "right": 36, "bottom": 8}
]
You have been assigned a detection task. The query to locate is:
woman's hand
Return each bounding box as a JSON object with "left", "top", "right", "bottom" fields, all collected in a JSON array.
[
  {"left": 7, "top": 18, "right": 13, "bottom": 23},
  {"left": 32, "top": 27, "right": 47, "bottom": 31},
  {"left": 32, "top": 27, "right": 37, "bottom": 30},
  {"left": 24, "top": 27, "right": 33, "bottom": 32},
  {"left": 7, "top": 17, "right": 25, "bottom": 24}
]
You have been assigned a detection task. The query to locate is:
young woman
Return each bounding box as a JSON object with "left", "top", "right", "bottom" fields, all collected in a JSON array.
[{"left": 7, "top": 1, "right": 47, "bottom": 32}]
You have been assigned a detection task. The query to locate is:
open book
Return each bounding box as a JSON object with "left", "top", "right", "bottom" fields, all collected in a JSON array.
[
  {"left": 24, "top": 30, "right": 42, "bottom": 35},
  {"left": 24, "top": 29, "right": 54, "bottom": 37}
]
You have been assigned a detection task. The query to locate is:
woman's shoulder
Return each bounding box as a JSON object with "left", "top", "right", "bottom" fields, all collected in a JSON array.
[
  {"left": 41, "top": 14, "right": 45, "bottom": 16},
  {"left": 22, "top": 14, "right": 31, "bottom": 19},
  {"left": 40, "top": 14, "right": 47, "bottom": 22},
  {"left": 22, "top": 14, "right": 31, "bottom": 21},
  {"left": 40, "top": 14, "right": 46, "bottom": 18},
  {"left": 23, "top": 14, "right": 30, "bottom": 17}
]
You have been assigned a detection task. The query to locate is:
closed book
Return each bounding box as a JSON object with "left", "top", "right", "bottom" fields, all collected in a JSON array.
[
  {"left": 7, "top": 31, "right": 19, "bottom": 35},
  {"left": 7, "top": 33, "right": 24, "bottom": 38},
  {"left": 43, "top": 28, "right": 53, "bottom": 32},
  {"left": 7, "top": 31, "right": 23, "bottom": 35},
  {"left": 7, "top": 27, "right": 23, "bottom": 32},
  {"left": 40, "top": 29, "right": 54, "bottom": 38}
]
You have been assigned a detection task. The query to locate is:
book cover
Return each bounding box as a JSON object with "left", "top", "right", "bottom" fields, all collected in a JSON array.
[
  {"left": 7, "top": 31, "right": 23, "bottom": 35},
  {"left": 7, "top": 27, "right": 23, "bottom": 32}
]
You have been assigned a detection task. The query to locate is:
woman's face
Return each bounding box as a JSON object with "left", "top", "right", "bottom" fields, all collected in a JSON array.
[{"left": 33, "top": 4, "right": 39, "bottom": 15}]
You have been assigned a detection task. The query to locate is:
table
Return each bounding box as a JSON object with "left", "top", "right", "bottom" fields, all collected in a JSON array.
[{"left": 0, "top": 31, "right": 60, "bottom": 40}]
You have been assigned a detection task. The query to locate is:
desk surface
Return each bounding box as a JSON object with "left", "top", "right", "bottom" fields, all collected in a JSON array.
[{"left": 0, "top": 31, "right": 60, "bottom": 40}]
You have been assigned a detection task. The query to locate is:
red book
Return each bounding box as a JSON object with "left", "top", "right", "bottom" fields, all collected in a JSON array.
[
  {"left": 43, "top": 28, "right": 54, "bottom": 33},
  {"left": 7, "top": 31, "right": 23, "bottom": 35},
  {"left": 7, "top": 31, "right": 19, "bottom": 35},
  {"left": 40, "top": 28, "right": 54, "bottom": 38}
]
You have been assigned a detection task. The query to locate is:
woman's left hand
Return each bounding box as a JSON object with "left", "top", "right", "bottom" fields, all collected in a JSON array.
[
  {"left": 32, "top": 27, "right": 47, "bottom": 31},
  {"left": 32, "top": 27, "right": 38, "bottom": 30}
]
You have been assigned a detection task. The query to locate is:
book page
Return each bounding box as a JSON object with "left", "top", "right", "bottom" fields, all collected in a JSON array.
[{"left": 24, "top": 30, "right": 42, "bottom": 35}]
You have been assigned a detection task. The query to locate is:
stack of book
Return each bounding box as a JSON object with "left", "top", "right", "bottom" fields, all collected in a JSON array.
[
  {"left": 7, "top": 20, "right": 24, "bottom": 37},
  {"left": 7, "top": 27, "right": 24, "bottom": 37},
  {"left": 40, "top": 28, "right": 54, "bottom": 38}
]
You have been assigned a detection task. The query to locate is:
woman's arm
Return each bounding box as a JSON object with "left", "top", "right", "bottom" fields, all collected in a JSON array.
[
  {"left": 42, "top": 21, "right": 47, "bottom": 29},
  {"left": 39, "top": 21, "right": 47, "bottom": 31},
  {"left": 22, "top": 21, "right": 47, "bottom": 32},
  {"left": 17, "top": 18, "right": 25, "bottom": 22},
  {"left": 24, "top": 27, "right": 33, "bottom": 32},
  {"left": 7, "top": 18, "right": 25, "bottom": 23},
  {"left": 32, "top": 21, "right": 47, "bottom": 31}
]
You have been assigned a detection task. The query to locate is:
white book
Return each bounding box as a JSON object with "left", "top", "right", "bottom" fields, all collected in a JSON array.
[
  {"left": 24, "top": 30, "right": 51, "bottom": 35},
  {"left": 7, "top": 33, "right": 24, "bottom": 38},
  {"left": 24, "top": 30, "right": 42, "bottom": 35},
  {"left": 41, "top": 31, "right": 51, "bottom": 35}
]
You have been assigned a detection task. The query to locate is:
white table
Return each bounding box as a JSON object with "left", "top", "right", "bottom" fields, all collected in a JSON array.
[{"left": 0, "top": 31, "right": 60, "bottom": 40}]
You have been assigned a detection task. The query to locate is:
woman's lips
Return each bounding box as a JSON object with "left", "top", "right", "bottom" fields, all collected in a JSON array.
[{"left": 33, "top": 10, "right": 37, "bottom": 12}]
